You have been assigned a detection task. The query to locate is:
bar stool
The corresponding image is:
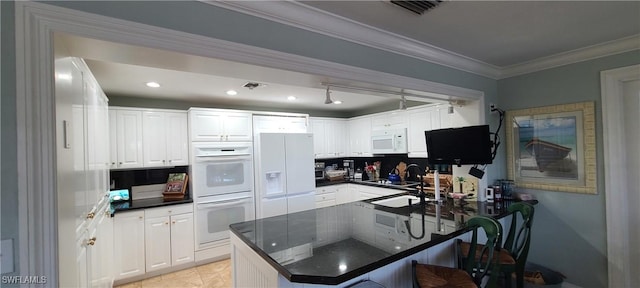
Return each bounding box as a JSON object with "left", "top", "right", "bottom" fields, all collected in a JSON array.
[
  {"left": 459, "top": 202, "right": 535, "bottom": 288},
  {"left": 412, "top": 216, "right": 503, "bottom": 288}
]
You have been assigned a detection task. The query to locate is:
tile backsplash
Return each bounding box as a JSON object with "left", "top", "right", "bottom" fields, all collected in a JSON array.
[
  {"left": 110, "top": 166, "right": 189, "bottom": 195},
  {"left": 318, "top": 156, "right": 451, "bottom": 181}
]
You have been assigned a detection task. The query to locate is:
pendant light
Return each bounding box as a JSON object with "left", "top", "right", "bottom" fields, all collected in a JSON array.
[{"left": 324, "top": 85, "right": 333, "bottom": 104}]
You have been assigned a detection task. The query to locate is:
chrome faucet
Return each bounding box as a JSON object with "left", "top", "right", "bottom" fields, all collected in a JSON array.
[
  {"left": 405, "top": 163, "right": 426, "bottom": 239},
  {"left": 404, "top": 163, "right": 444, "bottom": 239},
  {"left": 406, "top": 164, "right": 427, "bottom": 206}
]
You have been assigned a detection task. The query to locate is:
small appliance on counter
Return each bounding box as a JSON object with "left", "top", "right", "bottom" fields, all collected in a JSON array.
[
  {"left": 354, "top": 168, "right": 363, "bottom": 180},
  {"left": 343, "top": 159, "right": 355, "bottom": 180},
  {"left": 315, "top": 162, "right": 326, "bottom": 180},
  {"left": 109, "top": 188, "right": 130, "bottom": 210}
]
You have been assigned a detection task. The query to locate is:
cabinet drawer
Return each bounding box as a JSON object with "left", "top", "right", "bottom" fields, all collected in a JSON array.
[
  {"left": 145, "top": 203, "right": 193, "bottom": 218},
  {"left": 315, "top": 193, "right": 336, "bottom": 202}
]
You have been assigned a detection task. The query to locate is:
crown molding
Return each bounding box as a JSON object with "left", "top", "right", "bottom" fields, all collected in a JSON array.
[
  {"left": 207, "top": 0, "right": 502, "bottom": 79},
  {"left": 500, "top": 35, "right": 640, "bottom": 79},
  {"left": 208, "top": 1, "right": 640, "bottom": 80}
]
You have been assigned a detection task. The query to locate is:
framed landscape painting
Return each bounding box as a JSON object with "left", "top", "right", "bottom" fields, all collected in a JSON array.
[{"left": 506, "top": 102, "right": 596, "bottom": 194}]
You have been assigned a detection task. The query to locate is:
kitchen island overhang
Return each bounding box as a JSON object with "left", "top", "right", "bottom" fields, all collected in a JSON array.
[{"left": 229, "top": 193, "right": 536, "bottom": 287}]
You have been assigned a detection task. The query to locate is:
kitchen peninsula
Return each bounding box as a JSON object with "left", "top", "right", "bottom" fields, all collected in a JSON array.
[{"left": 230, "top": 193, "right": 534, "bottom": 287}]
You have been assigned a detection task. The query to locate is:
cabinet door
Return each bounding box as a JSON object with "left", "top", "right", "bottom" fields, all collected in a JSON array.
[
  {"left": 326, "top": 120, "right": 348, "bottom": 157},
  {"left": 189, "top": 110, "right": 224, "bottom": 141},
  {"left": 94, "top": 209, "right": 114, "bottom": 288},
  {"left": 108, "top": 109, "right": 118, "bottom": 169},
  {"left": 349, "top": 117, "right": 372, "bottom": 157},
  {"left": 145, "top": 215, "right": 171, "bottom": 272},
  {"left": 116, "top": 110, "right": 143, "bottom": 169},
  {"left": 372, "top": 113, "right": 407, "bottom": 130},
  {"left": 309, "top": 118, "right": 326, "bottom": 158},
  {"left": 142, "top": 111, "right": 168, "bottom": 167},
  {"left": 223, "top": 112, "right": 252, "bottom": 141},
  {"left": 165, "top": 112, "right": 189, "bottom": 166},
  {"left": 113, "top": 211, "right": 145, "bottom": 280},
  {"left": 336, "top": 185, "right": 351, "bottom": 205},
  {"left": 76, "top": 229, "right": 89, "bottom": 288},
  {"left": 171, "top": 213, "right": 195, "bottom": 266}
]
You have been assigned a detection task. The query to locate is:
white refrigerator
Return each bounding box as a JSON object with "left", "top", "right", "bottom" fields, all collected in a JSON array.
[{"left": 255, "top": 133, "right": 316, "bottom": 219}]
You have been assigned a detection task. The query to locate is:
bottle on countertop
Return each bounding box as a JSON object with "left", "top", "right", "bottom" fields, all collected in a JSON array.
[{"left": 493, "top": 184, "right": 502, "bottom": 202}]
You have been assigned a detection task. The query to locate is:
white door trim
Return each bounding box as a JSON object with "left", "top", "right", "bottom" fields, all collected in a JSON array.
[
  {"left": 600, "top": 64, "right": 639, "bottom": 288},
  {"left": 14, "top": 1, "right": 484, "bottom": 283}
]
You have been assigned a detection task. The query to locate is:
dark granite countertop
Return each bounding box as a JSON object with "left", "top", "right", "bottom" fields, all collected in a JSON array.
[
  {"left": 316, "top": 178, "right": 421, "bottom": 191},
  {"left": 110, "top": 197, "right": 193, "bottom": 215},
  {"left": 230, "top": 194, "right": 536, "bottom": 285}
]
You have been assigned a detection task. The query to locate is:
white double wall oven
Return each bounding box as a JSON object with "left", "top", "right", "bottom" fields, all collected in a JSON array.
[{"left": 190, "top": 142, "right": 255, "bottom": 251}]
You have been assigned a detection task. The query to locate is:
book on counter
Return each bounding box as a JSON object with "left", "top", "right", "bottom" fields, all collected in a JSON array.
[{"left": 163, "top": 173, "right": 188, "bottom": 200}]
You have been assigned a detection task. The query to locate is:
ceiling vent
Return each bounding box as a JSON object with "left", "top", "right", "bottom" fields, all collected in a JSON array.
[
  {"left": 242, "top": 82, "right": 266, "bottom": 90},
  {"left": 390, "top": 0, "right": 442, "bottom": 15}
]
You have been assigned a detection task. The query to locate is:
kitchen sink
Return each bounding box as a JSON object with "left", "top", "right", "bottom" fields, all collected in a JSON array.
[{"left": 371, "top": 195, "right": 421, "bottom": 208}]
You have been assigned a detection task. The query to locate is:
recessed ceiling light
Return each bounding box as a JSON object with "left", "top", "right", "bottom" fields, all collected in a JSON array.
[
  {"left": 226, "top": 90, "right": 238, "bottom": 96},
  {"left": 146, "top": 82, "right": 160, "bottom": 88},
  {"left": 333, "top": 100, "right": 342, "bottom": 105},
  {"left": 287, "top": 96, "right": 297, "bottom": 101}
]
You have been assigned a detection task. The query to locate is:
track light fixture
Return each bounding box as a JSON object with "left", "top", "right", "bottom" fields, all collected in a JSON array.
[
  {"left": 399, "top": 94, "right": 407, "bottom": 110},
  {"left": 324, "top": 85, "right": 333, "bottom": 104}
]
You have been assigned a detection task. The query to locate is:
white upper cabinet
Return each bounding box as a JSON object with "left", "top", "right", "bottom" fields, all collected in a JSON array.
[
  {"left": 348, "top": 116, "right": 372, "bottom": 157},
  {"left": 372, "top": 112, "right": 407, "bottom": 131},
  {"left": 407, "top": 106, "right": 441, "bottom": 158},
  {"left": 309, "top": 117, "right": 348, "bottom": 158},
  {"left": 252, "top": 114, "right": 308, "bottom": 134},
  {"left": 112, "top": 108, "right": 144, "bottom": 169},
  {"left": 142, "top": 110, "right": 189, "bottom": 167},
  {"left": 189, "top": 108, "right": 252, "bottom": 142}
]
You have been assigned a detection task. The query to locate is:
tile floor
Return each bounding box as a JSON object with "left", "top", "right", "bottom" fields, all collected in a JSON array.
[{"left": 115, "top": 258, "right": 232, "bottom": 288}]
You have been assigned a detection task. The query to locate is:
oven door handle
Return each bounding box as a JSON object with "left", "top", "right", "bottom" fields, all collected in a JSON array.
[
  {"left": 195, "top": 153, "right": 251, "bottom": 158},
  {"left": 197, "top": 197, "right": 252, "bottom": 209}
]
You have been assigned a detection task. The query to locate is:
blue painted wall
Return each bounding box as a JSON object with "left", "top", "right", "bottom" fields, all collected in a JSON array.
[{"left": 498, "top": 50, "right": 640, "bottom": 287}]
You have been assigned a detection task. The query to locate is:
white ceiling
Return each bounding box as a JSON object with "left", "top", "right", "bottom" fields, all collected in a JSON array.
[
  {"left": 302, "top": 1, "right": 640, "bottom": 67},
  {"left": 55, "top": 1, "right": 640, "bottom": 115}
]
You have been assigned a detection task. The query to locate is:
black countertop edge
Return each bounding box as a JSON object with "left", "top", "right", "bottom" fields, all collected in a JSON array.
[
  {"left": 316, "top": 179, "right": 416, "bottom": 191},
  {"left": 232, "top": 198, "right": 538, "bottom": 286},
  {"left": 111, "top": 197, "right": 193, "bottom": 215}
]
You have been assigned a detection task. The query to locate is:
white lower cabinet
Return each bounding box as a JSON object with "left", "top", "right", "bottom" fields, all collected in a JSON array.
[
  {"left": 114, "top": 204, "right": 194, "bottom": 281},
  {"left": 315, "top": 186, "right": 338, "bottom": 208},
  {"left": 144, "top": 205, "right": 195, "bottom": 272},
  {"left": 113, "top": 210, "right": 146, "bottom": 280}
]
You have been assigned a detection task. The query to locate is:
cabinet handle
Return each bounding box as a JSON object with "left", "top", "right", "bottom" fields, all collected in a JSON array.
[
  {"left": 86, "top": 212, "right": 95, "bottom": 219},
  {"left": 168, "top": 210, "right": 172, "bottom": 213},
  {"left": 87, "top": 237, "right": 96, "bottom": 246},
  {"left": 172, "top": 221, "right": 176, "bottom": 224},
  {"left": 220, "top": 136, "right": 223, "bottom": 140},
  {"left": 139, "top": 216, "right": 143, "bottom": 219},
  {"left": 119, "top": 162, "right": 123, "bottom": 165},
  {"left": 162, "top": 160, "right": 166, "bottom": 163},
  {"left": 165, "top": 222, "right": 169, "bottom": 225},
  {"left": 168, "top": 160, "right": 172, "bottom": 163},
  {"left": 225, "top": 135, "right": 229, "bottom": 140},
  {"left": 111, "top": 162, "right": 116, "bottom": 165}
]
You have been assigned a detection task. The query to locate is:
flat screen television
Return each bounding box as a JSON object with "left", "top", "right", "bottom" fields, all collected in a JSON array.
[{"left": 425, "top": 125, "right": 493, "bottom": 166}]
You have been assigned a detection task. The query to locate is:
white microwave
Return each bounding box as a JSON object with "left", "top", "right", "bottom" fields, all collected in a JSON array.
[{"left": 371, "top": 129, "right": 408, "bottom": 154}]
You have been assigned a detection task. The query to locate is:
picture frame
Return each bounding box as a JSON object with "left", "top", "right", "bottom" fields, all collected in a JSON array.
[{"left": 506, "top": 102, "right": 596, "bottom": 194}]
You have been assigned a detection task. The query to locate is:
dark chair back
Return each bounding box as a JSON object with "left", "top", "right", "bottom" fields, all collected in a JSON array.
[
  {"left": 459, "top": 216, "right": 503, "bottom": 287},
  {"left": 503, "top": 202, "right": 535, "bottom": 263}
]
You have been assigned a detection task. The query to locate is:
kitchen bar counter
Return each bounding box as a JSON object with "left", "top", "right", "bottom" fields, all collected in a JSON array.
[{"left": 230, "top": 193, "right": 536, "bottom": 286}]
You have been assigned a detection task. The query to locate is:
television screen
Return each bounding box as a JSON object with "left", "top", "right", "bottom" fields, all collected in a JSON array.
[{"left": 425, "top": 125, "right": 493, "bottom": 166}]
